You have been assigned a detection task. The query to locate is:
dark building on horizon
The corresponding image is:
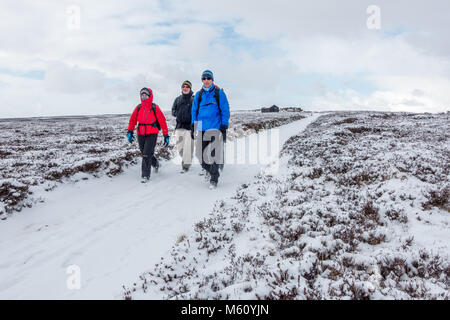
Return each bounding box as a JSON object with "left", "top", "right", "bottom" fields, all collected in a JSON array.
[{"left": 261, "top": 105, "right": 280, "bottom": 113}]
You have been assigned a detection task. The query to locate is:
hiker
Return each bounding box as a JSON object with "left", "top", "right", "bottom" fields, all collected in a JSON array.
[
  {"left": 127, "top": 87, "right": 170, "bottom": 183},
  {"left": 191, "top": 70, "right": 230, "bottom": 189},
  {"left": 172, "top": 80, "right": 194, "bottom": 173}
]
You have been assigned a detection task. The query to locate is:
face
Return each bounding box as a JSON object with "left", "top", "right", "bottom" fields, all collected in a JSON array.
[
  {"left": 202, "top": 76, "right": 213, "bottom": 88},
  {"left": 141, "top": 93, "right": 149, "bottom": 100},
  {"left": 181, "top": 85, "right": 191, "bottom": 93}
]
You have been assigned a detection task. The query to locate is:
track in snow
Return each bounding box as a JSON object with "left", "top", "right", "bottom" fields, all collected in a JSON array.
[{"left": 0, "top": 113, "right": 322, "bottom": 299}]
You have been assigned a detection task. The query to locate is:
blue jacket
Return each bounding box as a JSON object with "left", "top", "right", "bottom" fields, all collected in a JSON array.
[{"left": 191, "top": 85, "right": 230, "bottom": 131}]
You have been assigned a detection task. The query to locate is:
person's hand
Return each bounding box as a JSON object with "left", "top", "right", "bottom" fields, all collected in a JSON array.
[
  {"left": 220, "top": 125, "right": 228, "bottom": 142},
  {"left": 163, "top": 134, "right": 170, "bottom": 147},
  {"left": 127, "top": 130, "right": 134, "bottom": 143}
]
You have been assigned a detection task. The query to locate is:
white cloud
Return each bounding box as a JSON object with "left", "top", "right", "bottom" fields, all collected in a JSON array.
[
  {"left": 44, "top": 61, "right": 106, "bottom": 94},
  {"left": 309, "top": 75, "right": 450, "bottom": 113},
  {"left": 0, "top": 0, "right": 449, "bottom": 118},
  {"left": 178, "top": 24, "right": 217, "bottom": 57}
]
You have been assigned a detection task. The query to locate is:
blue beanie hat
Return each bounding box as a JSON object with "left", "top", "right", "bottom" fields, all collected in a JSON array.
[{"left": 201, "top": 70, "right": 214, "bottom": 81}]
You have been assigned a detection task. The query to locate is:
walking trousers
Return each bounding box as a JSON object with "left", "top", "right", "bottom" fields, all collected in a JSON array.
[
  {"left": 196, "top": 130, "right": 224, "bottom": 183},
  {"left": 175, "top": 129, "right": 194, "bottom": 168},
  {"left": 137, "top": 134, "right": 159, "bottom": 178}
]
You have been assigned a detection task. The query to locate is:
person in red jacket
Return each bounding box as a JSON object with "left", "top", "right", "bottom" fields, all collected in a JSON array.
[{"left": 127, "top": 87, "right": 170, "bottom": 183}]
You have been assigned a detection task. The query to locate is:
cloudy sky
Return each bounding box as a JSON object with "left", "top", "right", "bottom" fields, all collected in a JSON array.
[{"left": 0, "top": 0, "right": 449, "bottom": 118}]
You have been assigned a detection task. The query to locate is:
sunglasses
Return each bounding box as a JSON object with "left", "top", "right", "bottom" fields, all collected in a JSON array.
[
  {"left": 182, "top": 85, "right": 191, "bottom": 89},
  {"left": 202, "top": 77, "right": 212, "bottom": 81}
]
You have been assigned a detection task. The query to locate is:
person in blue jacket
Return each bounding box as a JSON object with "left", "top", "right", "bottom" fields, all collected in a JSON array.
[{"left": 191, "top": 70, "right": 230, "bottom": 189}]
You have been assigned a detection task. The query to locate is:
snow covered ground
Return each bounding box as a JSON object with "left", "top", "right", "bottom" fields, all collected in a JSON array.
[
  {"left": 124, "top": 111, "right": 449, "bottom": 300},
  {"left": 0, "top": 112, "right": 318, "bottom": 299},
  {"left": 0, "top": 111, "right": 304, "bottom": 219}
]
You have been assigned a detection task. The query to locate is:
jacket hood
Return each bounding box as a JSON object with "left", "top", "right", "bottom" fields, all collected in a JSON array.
[{"left": 140, "top": 87, "right": 154, "bottom": 106}]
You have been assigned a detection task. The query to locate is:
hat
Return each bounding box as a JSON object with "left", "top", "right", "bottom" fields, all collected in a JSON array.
[
  {"left": 201, "top": 70, "right": 214, "bottom": 81},
  {"left": 182, "top": 80, "right": 192, "bottom": 88},
  {"left": 140, "top": 88, "right": 151, "bottom": 96}
]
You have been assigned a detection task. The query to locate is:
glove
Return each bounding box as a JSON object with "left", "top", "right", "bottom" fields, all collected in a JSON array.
[
  {"left": 190, "top": 123, "right": 195, "bottom": 140},
  {"left": 220, "top": 125, "right": 228, "bottom": 142},
  {"left": 163, "top": 134, "right": 170, "bottom": 147},
  {"left": 127, "top": 130, "right": 134, "bottom": 143}
]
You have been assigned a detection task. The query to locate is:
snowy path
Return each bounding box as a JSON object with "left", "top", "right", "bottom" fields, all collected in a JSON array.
[{"left": 0, "top": 112, "right": 322, "bottom": 299}]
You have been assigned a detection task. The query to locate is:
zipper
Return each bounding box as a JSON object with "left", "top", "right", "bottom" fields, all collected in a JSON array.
[{"left": 143, "top": 103, "right": 148, "bottom": 135}]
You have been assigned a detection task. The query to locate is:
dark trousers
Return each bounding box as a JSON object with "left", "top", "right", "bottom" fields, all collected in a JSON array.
[
  {"left": 137, "top": 134, "right": 158, "bottom": 178},
  {"left": 199, "top": 130, "right": 223, "bottom": 183}
]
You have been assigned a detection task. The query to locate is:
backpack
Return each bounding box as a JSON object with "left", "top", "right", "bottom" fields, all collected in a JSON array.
[
  {"left": 136, "top": 103, "right": 161, "bottom": 131},
  {"left": 196, "top": 85, "right": 222, "bottom": 118}
]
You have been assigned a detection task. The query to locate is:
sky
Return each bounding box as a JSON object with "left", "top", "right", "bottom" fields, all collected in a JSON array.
[{"left": 0, "top": 0, "right": 449, "bottom": 118}]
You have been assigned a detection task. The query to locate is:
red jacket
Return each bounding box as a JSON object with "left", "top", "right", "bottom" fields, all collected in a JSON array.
[{"left": 128, "top": 88, "right": 169, "bottom": 136}]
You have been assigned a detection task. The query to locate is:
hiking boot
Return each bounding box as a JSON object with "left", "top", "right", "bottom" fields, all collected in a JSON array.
[
  {"left": 180, "top": 167, "right": 189, "bottom": 173},
  {"left": 198, "top": 168, "right": 206, "bottom": 176},
  {"left": 209, "top": 180, "right": 217, "bottom": 189},
  {"left": 181, "top": 164, "right": 190, "bottom": 173},
  {"left": 141, "top": 176, "right": 150, "bottom": 183}
]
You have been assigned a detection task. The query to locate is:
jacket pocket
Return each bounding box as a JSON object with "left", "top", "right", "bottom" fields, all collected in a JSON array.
[{"left": 199, "top": 104, "right": 219, "bottom": 122}]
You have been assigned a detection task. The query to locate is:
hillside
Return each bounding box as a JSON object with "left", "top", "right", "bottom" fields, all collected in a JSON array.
[{"left": 124, "top": 111, "right": 449, "bottom": 300}]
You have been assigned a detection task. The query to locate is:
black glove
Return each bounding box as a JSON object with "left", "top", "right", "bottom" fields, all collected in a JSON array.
[
  {"left": 190, "top": 123, "right": 195, "bottom": 140},
  {"left": 220, "top": 125, "right": 228, "bottom": 142}
]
